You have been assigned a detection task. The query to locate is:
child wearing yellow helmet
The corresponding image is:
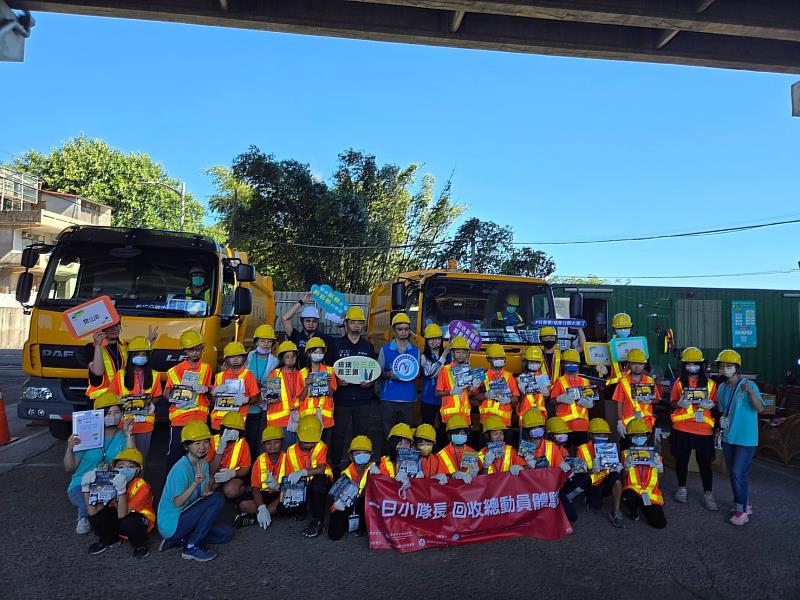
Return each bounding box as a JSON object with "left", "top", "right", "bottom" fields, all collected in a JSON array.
[
  {"left": 328, "top": 435, "right": 374, "bottom": 540},
  {"left": 550, "top": 349, "right": 593, "bottom": 447},
  {"left": 298, "top": 337, "right": 338, "bottom": 440},
  {"left": 612, "top": 348, "right": 660, "bottom": 442},
  {"left": 265, "top": 340, "right": 305, "bottom": 446},
  {"left": 479, "top": 416, "right": 526, "bottom": 476},
  {"left": 414, "top": 424, "right": 447, "bottom": 484},
  {"left": 517, "top": 345, "right": 550, "bottom": 422},
  {"left": 236, "top": 426, "right": 286, "bottom": 530},
  {"left": 435, "top": 336, "right": 474, "bottom": 426},
  {"left": 476, "top": 344, "right": 521, "bottom": 432},
  {"left": 436, "top": 415, "right": 478, "bottom": 483},
  {"left": 210, "top": 342, "right": 260, "bottom": 431},
  {"left": 620, "top": 419, "right": 666, "bottom": 529},
  {"left": 244, "top": 324, "right": 280, "bottom": 458},
  {"left": 576, "top": 418, "right": 624, "bottom": 527},
  {"left": 420, "top": 323, "right": 450, "bottom": 438},
  {"left": 207, "top": 412, "right": 252, "bottom": 502}
]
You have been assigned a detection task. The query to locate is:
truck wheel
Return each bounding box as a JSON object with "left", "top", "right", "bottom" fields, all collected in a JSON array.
[{"left": 48, "top": 420, "right": 71, "bottom": 440}]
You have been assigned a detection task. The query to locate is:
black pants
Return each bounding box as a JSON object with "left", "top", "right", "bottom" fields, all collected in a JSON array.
[
  {"left": 328, "top": 495, "right": 366, "bottom": 540},
  {"left": 587, "top": 471, "right": 620, "bottom": 509},
  {"left": 670, "top": 429, "right": 715, "bottom": 492},
  {"left": 331, "top": 403, "right": 372, "bottom": 468},
  {"left": 89, "top": 506, "right": 149, "bottom": 548},
  {"left": 307, "top": 475, "right": 331, "bottom": 521},
  {"left": 245, "top": 412, "right": 264, "bottom": 460},
  {"left": 622, "top": 490, "right": 667, "bottom": 529},
  {"left": 561, "top": 473, "right": 593, "bottom": 522},
  {"left": 164, "top": 425, "right": 185, "bottom": 479}
]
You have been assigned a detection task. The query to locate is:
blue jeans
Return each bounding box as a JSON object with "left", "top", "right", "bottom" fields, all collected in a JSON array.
[
  {"left": 722, "top": 442, "right": 757, "bottom": 512},
  {"left": 67, "top": 485, "right": 89, "bottom": 519},
  {"left": 166, "top": 491, "right": 234, "bottom": 548}
]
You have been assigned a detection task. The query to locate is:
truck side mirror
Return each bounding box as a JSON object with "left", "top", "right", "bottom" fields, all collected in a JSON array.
[
  {"left": 21, "top": 247, "right": 39, "bottom": 269},
  {"left": 16, "top": 272, "right": 33, "bottom": 304},
  {"left": 236, "top": 263, "right": 256, "bottom": 283},
  {"left": 391, "top": 281, "right": 406, "bottom": 311},
  {"left": 569, "top": 292, "right": 583, "bottom": 319},
  {"left": 234, "top": 286, "right": 253, "bottom": 316}
]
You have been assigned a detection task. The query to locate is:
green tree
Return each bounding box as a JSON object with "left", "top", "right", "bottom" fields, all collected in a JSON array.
[
  {"left": 11, "top": 134, "right": 206, "bottom": 231},
  {"left": 435, "top": 218, "right": 556, "bottom": 278}
]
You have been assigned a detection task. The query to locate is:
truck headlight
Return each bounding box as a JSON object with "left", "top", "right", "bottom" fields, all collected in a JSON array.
[{"left": 22, "top": 386, "right": 53, "bottom": 401}]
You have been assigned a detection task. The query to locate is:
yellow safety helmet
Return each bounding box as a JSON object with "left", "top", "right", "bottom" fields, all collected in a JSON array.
[
  {"left": 716, "top": 349, "right": 741, "bottom": 366},
  {"left": 626, "top": 418, "right": 651, "bottom": 435},
  {"left": 414, "top": 423, "right": 437, "bottom": 443},
  {"left": 625, "top": 348, "right": 647, "bottom": 364},
  {"left": 524, "top": 346, "right": 544, "bottom": 361},
  {"left": 588, "top": 418, "right": 611, "bottom": 435},
  {"left": 482, "top": 415, "right": 507, "bottom": 432},
  {"left": 112, "top": 448, "right": 145, "bottom": 469},
  {"left": 220, "top": 411, "right": 245, "bottom": 431},
  {"left": 94, "top": 392, "right": 123, "bottom": 410},
  {"left": 562, "top": 349, "right": 581, "bottom": 363},
  {"left": 446, "top": 414, "right": 470, "bottom": 432},
  {"left": 521, "top": 410, "right": 546, "bottom": 429},
  {"left": 539, "top": 326, "right": 557, "bottom": 338},
  {"left": 449, "top": 336, "right": 470, "bottom": 350},
  {"left": 127, "top": 336, "right": 151, "bottom": 353},
  {"left": 681, "top": 347, "right": 704, "bottom": 363},
  {"left": 387, "top": 423, "right": 414, "bottom": 441},
  {"left": 505, "top": 293, "right": 520, "bottom": 307},
  {"left": 485, "top": 343, "right": 505, "bottom": 359},
  {"left": 261, "top": 425, "right": 285, "bottom": 443},
  {"left": 253, "top": 324, "right": 276, "bottom": 340},
  {"left": 349, "top": 435, "right": 373, "bottom": 453},
  {"left": 304, "top": 337, "right": 327, "bottom": 353},
  {"left": 423, "top": 323, "right": 443, "bottom": 339},
  {"left": 297, "top": 415, "right": 323, "bottom": 443},
  {"left": 223, "top": 341, "right": 247, "bottom": 358},
  {"left": 546, "top": 417, "right": 570, "bottom": 435},
  {"left": 276, "top": 340, "right": 298, "bottom": 356},
  {"left": 345, "top": 306, "right": 366, "bottom": 321},
  {"left": 179, "top": 330, "right": 204, "bottom": 349},
  {"left": 391, "top": 312, "right": 411, "bottom": 327},
  {"left": 181, "top": 420, "right": 212, "bottom": 443},
  {"left": 612, "top": 313, "right": 633, "bottom": 329}
]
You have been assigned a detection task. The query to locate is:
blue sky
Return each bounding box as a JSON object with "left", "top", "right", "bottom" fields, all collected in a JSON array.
[{"left": 3, "top": 12, "right": 799, "bottom": 289}]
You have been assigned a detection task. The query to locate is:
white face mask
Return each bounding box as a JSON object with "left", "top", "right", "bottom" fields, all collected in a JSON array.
[
  {"left": 528, "top": 362, "right": 542, "bottom": 372},
  {"left": 104, "top": 413, "right": 121, "bottom": 427},
  {"left": 686, "top": 364, "right": 701, "bottom": 374},
  {"left": 720, "top": 366, "right": 736, "bottom": 378},
  {"left": 310, "top": 351, "right": 325, "bottom": 363},
  {"left": 616, "top": 328, "right": 631, "bottom": 338},
  {"left": 492, "top": 359, "right": 505, "bottom": 369}
]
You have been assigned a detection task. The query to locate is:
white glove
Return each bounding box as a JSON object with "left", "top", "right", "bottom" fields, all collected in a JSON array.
[
  {"left": 451, "top": 386, "right": 464, "bottom": 396},
  {"left": 452, "top": 470, "right": 473, "bottom": 484},
  {"left": 624, "top": 459, "right": 634, "bottom": 470},
  {"left": 526, "top": 457, "right": 537, "bottom": 469},
  {"left": 111, "top": 473, "right": 128, "bottom": 495},
  {"left": 518, "top": 381, "right": 528, "bottom": 395},
  {"left": 257, "top": 504, "right": 272, "bottom": 529},
  {"left": 176, "top": 400, "right": 194, "bottom": 410},
  {"left": 578, "top": 398, "right": 594, "bottom": 409},
  {"left": 264, "top": 472, "right": 279, "bottom": 491},
  {"left": 193, "top": 384, "right": 209, "bottom": 394},
  {"left": 557, "top": 393, "right": 574, "bottom": 404},
  {"left": 596, "top": 364, "right": 609, "bottom": 378},
  {"left": 214, "top": 468, "right": 236, "bottom": 483},
  {"left": 655, "top": 462, "right": 664, "bottom": 473},
  {"left": 333, "top": 499, "right": 347, "bottom": 512},
  {"left": 677, "top": 396, "right": 692, "bottom": 409},
  {"left": 482, "top": 450, "right": 495, "bottom": 465},
  {"left": 396, "top": 470, "right": 411, "bottom": 494},
  {"left": 395, "top": 470, "right": 409, "bottom": 484},
  {"left": 369, "top": 464, "right": 381, "bottom": 475},
  {"left": 617, "top": 420, "right": 627, "bottom": 438},
  {"left": 432, "top": 473, "right": 448, "bottom": 485},
  {"left": 509, "top": 464, "right": 524, "bottom": 476},
  {"left": 699, "top": 399, "right": 714, "bottom": 410},
  {"left": 219, "top": 428, "right": 238, "bottom": 445},
  {"left": 612, "top": 463, "right": 623, "bottom": 473},
  {"left": 637, "top": 394, "right": 655, "bottom": 404},
  {"left": 559, "top": 461, "right": 572, "bottom": 473},
  {"left": 80, "top": 470, "right": 97, "bottom": 493},
  {"left": 540, "top": 385, "right": 551, "bottom": 397},
  {"left": 592, "top": 462, "right": 602, "bottom": 474},
  {"left": 414, "top": 470, "right": 424, "bottom": 479},
  {"left": 234, "top": 393, "right": 247, "bottom": 407},
  {"left": 287, "top": 469, "right": 307, "bottom": 484},
  {"left": 287, "top": 410, "right": 300, "bottom": 433}
]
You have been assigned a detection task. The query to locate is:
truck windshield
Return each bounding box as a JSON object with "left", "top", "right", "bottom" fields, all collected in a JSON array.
[
  {"left": 421, "top": 276, "right": 553, "bottom": 344},
  {"left": 37, "top": 241, "right": 217, "bottom": 317}
]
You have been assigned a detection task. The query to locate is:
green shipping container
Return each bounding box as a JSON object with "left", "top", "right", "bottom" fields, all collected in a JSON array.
[{"left": 553, "top": 284, "right": 800, "bottom": 385}]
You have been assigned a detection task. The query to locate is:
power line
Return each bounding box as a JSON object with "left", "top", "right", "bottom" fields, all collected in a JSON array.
[{"left": 553, "top": 268, "right": 800, "bottom": 280}]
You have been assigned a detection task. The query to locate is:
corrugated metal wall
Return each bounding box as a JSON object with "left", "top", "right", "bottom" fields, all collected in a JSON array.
[{"left": 556, "top": 285, "right": 800, "bottom": 385}]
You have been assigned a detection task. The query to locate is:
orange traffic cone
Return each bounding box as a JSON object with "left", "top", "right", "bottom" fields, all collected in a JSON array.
[{"left": 0, "top": 389, "right": 19, "bottom": 446}]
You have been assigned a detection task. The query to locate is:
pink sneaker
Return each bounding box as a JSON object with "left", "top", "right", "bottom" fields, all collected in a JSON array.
[{"left": 729, "top": 512, "right": 749, "bottom": 526}]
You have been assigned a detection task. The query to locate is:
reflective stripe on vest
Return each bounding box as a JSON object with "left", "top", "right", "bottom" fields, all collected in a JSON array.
[
  {"left": 258, "top": 453, "right": 281, "bottom": 491},
  {"left": 624, "top": 465, "right": 664, "bottom": 505},
  {"left": 671, "top": 381, "right": 716, "bottom": 428},
  {"left": 298, "top": 366, "right": 334, "bottom": 423},
  {"left": 344, "top": 463, "right": 369, "bottom": 495},
  {"left": 481, "top": 445, "right": 513, "bottom": 474},
  {"left": 555, "top": 375, "right": 589, "bottom": 423},
  {"left": 577, "top": 442, "right": 608, "bottom": 486},
  {"left": 280, "top": 442, "right": 332, "bottom": 480},
  {"left": 620, "top": 376, "right": 656, "bottom": 425},
  {"left": 168, "top": 363, "right": 211, "bottom": 422},
  {"left": 211, "top": 369, "right": 252, "bottom": 424},
  {"left": 119, "top": 369, "right": 156, "bottom": 425},
  {"left": 535, "top": 440, "right": 558, "bottom": 466},
  {"left": 128, "top": 477, "right": 155, "bottom": 524},
  {"left": 606, "top": 357, "right": 625, "bottom": 385},
  {"left": 542, "top": 349, "right": 561, "bottom": 381},
  {"left": 214, "top": 436, "right": 245, "bottom": 470},
  {"left": 379, "top": 456, "right": 396, "bottom": 478},
  {"left": 266, "top": 369, "right": 295, "bottom": 425},
  {"left": 479, "top": 371, "right": 514, "bottom": 425},
  {"left": 185, "top": 286, "right": 211, "bottom": 304},
  {"left": 437, "top": 446, "right": 458, "bottom": 475},
  {"left": 86, "top": 343, "right": 128, "bottom": 399},
  {"left": 440, "top": 364, "right": 471, "bottom": 421}
]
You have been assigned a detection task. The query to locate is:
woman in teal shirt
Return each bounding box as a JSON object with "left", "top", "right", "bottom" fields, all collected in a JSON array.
[
  {"left": 64, "top": 392, "right": 136, "bottom": 535},
  {"left": 716, "top": 350, "right": 764, "bottom": 526}
]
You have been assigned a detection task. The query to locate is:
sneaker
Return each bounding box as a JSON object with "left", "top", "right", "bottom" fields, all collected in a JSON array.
[
  {"left": 729, "top": 511, "right": 750, "bottom": 526},
  {"left": 76, "top": 517, "right": 91, "bottom": 535},
  {"left": 704, "top": 494, "right": 719, "bottom": 511},
  {"left": 674, "top": 487, "right": 688, "bottom": 503},
  {"left": 88, "top": 540, "right": 120, "bottom": 555},
  {"left": 234, "top": 513, "right": 256, "bottom": 529},
  {"left": 624, "top": 503, "right": 640, "bottom": 521},
  {"left": 159, "top": 537, "right": 182, "bottom": 552},
  {"left": 609, "top": 511, "right": 624, "bottom": 528},
  {"left": 181, "top": 545, "right": 218, "bottom": 562},
  {"left": 133, "top": 546, "right": 150, "bottom": 559},
  {"left": 730, "top": 504, "right": 754, "bottom": 517},
  {"left": 302, "top": 518, "right": 324, "bottom": 538}
]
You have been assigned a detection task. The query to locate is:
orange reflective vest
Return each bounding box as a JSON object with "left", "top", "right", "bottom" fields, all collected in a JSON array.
[
  {"left": 127, "top": 477, "right": 155, "bottom": 532},
  {"left": 378, "top": 455, "right": 397, "bottom": 478},
  {"left": 212, "top": 436, "right": 247, "bottom": 471},
  {"left": 278, "top": 442, "right": 333, "bottom": 481},
  {"left": 343, "top": 463, "right": 370, "bottom": 495},
  {"left": 541, "top": 348, "right": 561, "bottom": 381},
  {"left": 624, "top": 465, "right": 664, "bottom": 505},
  {"left": 619, "top": 375, "right": 657, "bottom": 427},
  {"left": 438, "top": 363, "right": 473, "bottom": 423},
  {"left": 554, "top": 375, "right": 590, "bottom": 429},
  {"left": 533, "top": 439, "right": 563, "bottom": 468},
  {"left": 298, "top": 365, "right": 335, "bottom": 428},
  {"left": 86, "top": 342, "right": 127, "bottom": 400},
  {"left": 478, "top": 370, "right": 515, "bottom": 426},
  {"left": 516, "top": 370, "right": 547, "bottom": 418},
  {"left": 254, "top": 452, "right": 283, "bottom": 491},
  {"left": 671, "top": 380, "right": 716, "bottom": 432},
  {"left": 436, "top": 443, "right": 475, "bottom": 475},
  {"left": 479, "top": 445, "right": 516, "bottom": 474},
  {"left": 577, "top": 442, "right": 611, "bottom": 486},
  {"left": 266, "top": 368, "right": 301, "bottom": 428},
  {"left": 116, "top": 369, "right": 159, "bottom": 433},
  {"left": 167, "top": 362, "right": 211, "bottom": 426},
  {"left": 211, "top": 369, "right": 253, "bottom": 429}
]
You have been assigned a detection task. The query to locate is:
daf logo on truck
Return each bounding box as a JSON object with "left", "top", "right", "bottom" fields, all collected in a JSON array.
[{"left": 42, "top": 349, "right": 75, "bottom": 358}]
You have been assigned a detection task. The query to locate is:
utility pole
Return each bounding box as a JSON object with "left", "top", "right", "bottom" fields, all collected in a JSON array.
[
  {"left": 140, "top": 179, "right": 187, "bottom": 232},
  {"left": 179, "top": 181, "right": 186, "bottom": 232},
  {"left": 469, "top": 238, "right": 476, "bottom": 272}
]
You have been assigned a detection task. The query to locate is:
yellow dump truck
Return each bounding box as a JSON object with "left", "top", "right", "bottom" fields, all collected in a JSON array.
[{"left": 15, "top": 226, "right": 274, "bottom": 438}]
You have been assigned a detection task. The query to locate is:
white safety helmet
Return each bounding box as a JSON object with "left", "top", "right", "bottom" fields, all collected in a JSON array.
[{"left": 300, "top": 305, "right": 320, "bottom": 320}]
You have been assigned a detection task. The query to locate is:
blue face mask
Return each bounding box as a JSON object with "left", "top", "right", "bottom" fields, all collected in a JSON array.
[
  {"left": 631, "top": 436, "right": 648, "bottom": 447},
  {"left": 615, "top": 328, "right": 631, "bottom": 338},
  {"left": 131, "top": 356, "right": 148, "bottom": 367},
  {"left": 506, "top": 305, "right": 517, "bottom": 314},
  {"left": 451, "top": 434, "right": 468, "bottom": 446},
  {"left": 116, "top": 466, "right": 137, "bottom": 483},
  {"left": 565, "top": 364, "right": 579, "bottom": 374},
  {"left": 191, "top": 275, "right": 205, "bottom": 287},
  {"left": 530, "top": 427, "right": 545, "bottom": 439},
  {"left": 594, "top": 436, "right": 608, "bottom": 444},
  {"left": 354, "top": 453, "right": 371, "bottom": 466}
]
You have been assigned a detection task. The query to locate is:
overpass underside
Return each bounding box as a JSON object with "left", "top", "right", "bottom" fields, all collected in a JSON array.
[{"left": 11, "top": 1, "right": 800, "bottom": 73}]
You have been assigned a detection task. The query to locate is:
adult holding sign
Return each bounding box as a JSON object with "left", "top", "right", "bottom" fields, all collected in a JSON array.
[
  {"left": 282, "top": 292, "right": 332, "bottom": 369},
  {"left": 378, "top": 313, "right": 420, "bottom": 451}
]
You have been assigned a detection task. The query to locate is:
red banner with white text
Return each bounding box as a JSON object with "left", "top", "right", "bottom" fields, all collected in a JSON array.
[{"left": 365, "top": 468, "right": 572, "bottom": 552}]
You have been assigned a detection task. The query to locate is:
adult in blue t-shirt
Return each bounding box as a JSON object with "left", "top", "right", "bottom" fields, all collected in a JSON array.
[
  {"left": 378, "top": 313, "right": 420, "bottom": 449},
  {"left": 716, "top": 350, "right": 764, "bottom": 526},
  {"left": 158, "top": 421, "right": 233, "bottom": 561}
]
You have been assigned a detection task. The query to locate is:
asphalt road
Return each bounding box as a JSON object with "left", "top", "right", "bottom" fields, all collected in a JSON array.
[{"left": 1, "top": 355, "right": 798, "bottom": 599}]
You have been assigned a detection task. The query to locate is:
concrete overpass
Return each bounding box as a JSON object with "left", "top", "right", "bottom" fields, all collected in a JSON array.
[{"left": 7, "top": 1, "right": 800, "bottom": 73}]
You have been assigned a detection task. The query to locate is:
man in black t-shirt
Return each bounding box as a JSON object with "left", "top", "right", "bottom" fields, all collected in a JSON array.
[{"left": 281, "top": 293, "right": 332, "bottom": 369}]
